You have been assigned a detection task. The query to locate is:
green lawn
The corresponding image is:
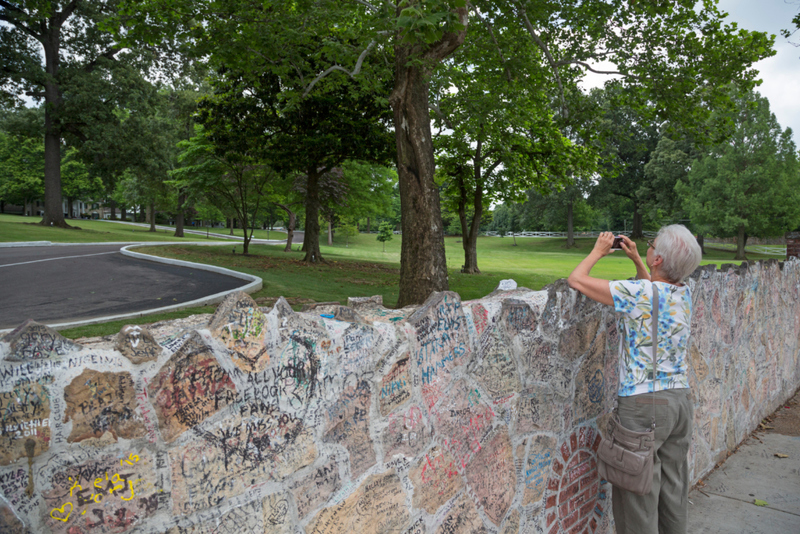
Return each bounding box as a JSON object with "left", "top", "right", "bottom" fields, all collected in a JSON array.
[
  {"left": 0, "top": 214, "right": 230, "bottom": 243},
  {"left": 18, "top": 225, "right": 775, "bottom": 339},
  {"left": 136, "top": 231, "right": 776, "bottom": 306}
]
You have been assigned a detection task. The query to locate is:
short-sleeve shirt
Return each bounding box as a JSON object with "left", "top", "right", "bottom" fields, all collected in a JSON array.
[{"left": 609, "top": 279, "right": 692, "bottom": 397}]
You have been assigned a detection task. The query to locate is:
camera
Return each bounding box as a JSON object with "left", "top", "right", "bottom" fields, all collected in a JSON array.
[{"left": 611, "top": 236, "right": 624, "bottom": 250}]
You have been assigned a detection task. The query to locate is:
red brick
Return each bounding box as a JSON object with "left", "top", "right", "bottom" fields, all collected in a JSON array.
[
  {"left": 579, "top": 450, "right": 592, "bottom": 463},
  {"left": 567, "top": 453, "right": 581, "bottom": 470},
  {"left": 590, "top": 482, "right": 599, "bottom": 496},
  {"left": 548, "top": 476, "right": 561, "bottom": 491},
  {"left": 569, "top": 460, "right": 593, "bottom": 483},
  {"left": 580, "top": 498, "right": 597, "bottom": 518},
  {"left": 559, "top": 480, "right": 581, "bottom": 503},
  {"left": 580, "top": 470, "right": 598, "bottom": 490},
  {"left": 546, "top": 495, "right": 557, "bottom": 508},
  {"left": 592, "top": 434, "right": 602, "bottom": 451},
  {"left": 562, "top": 510, "right": 580, "bottom": 529},
  {"left": 568, "top": 517, "right": 589, "bottom": 534},
  {"left": 549, "top": 523, "right": 561, "bottom": 534},
  {"left": 580, "top": 426, "right": 595, "bottom": 448},
  {"left": 590, "top": 518, "right": 598, "bottom": 530},
  {"left": 595, "top": 503, "right": 604, "bottom": 515},
  {"left": 546, "top": 512, "right": 558, "bottom": 526},
  {"left": 552, "top": 458, "right": 564, "bottom": 476},
  {"left": 559, "top": 502, "right": 570, "bottom": 518},
  {"left": 570, "top": 433, "right": 578, "bottom": 452},
  {"left": 562, "top": 441, "right": 571, "bottom": 461}
]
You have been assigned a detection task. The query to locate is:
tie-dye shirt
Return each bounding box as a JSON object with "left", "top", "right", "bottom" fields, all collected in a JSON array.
[{"left": 609, "top": 280, "right": 692, "bottom": 397}]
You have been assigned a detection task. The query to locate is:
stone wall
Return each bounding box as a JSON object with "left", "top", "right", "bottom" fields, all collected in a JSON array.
[{"left": 1, "top": 259, "right": 798, "bottom": 534}]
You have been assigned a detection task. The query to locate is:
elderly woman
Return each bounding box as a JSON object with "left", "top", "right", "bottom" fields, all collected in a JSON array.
[{"left": 567, "top": 225, "right": 702, "bottom": 534}]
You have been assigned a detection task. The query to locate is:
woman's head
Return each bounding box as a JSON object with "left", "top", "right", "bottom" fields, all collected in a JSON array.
[{"left": 651, "top": 225, "right": 702, "bottom": 283}]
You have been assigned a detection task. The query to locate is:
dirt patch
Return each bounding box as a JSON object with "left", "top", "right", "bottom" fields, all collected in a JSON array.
[{"left": 764, "top": 388, "right": 800, "bottom": 437}]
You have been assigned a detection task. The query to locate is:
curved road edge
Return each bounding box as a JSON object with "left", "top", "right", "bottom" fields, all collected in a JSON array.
[{"left": 0, "top": 241, "right": 262, "bottom": 333}]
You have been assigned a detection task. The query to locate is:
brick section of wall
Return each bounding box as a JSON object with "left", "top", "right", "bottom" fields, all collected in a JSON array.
[{"left": 786, "top": 232, "right": 800, "bottom": 259}]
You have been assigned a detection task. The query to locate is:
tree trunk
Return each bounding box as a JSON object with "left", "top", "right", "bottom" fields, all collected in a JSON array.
[
  {"left": 109, "top": 199, "right": 117, "bottom": 220},
  {"left": 174, "top": 189, "right": 186, "bottom": 237},
  {"left": 630, "top": 205, "right": 644, "bottom": 239},
  {"left": 120, "top": 207, "right": 127, "bottom": 222},
  {"left": 565, "top": 200, "right": 575, "bottom": 248},
  {"left": 697, "top": 233, "right": 706, "bottom": 255},
  {"left": 149, "top": 201, "right": 156, "bottom": 232},
  {"left": 42, "top": 102, "right": 68, "bottom": 228},
  {"left": 302, "top": 169, "right": 323, "bottom": 262},
  {"left": 327, "top": 218, "right": 333, "bottom": 246},
  {"left": 390, "top": 59, "right": 449, "bottom": 305},
  {"left": 281, "top": 207, "right": 296, "bottom": 252},
  {"left": 366, "top": 217, "right": 371, "bottom": 233},
  {"left": 389, "top": 8, "right": 466, "bottom": 307},
  {"left": 0, "top": 200, "right": 4, "bottom": 213},
  {"left": 734, "top": 224, "right": 748, "bottom": 260}
]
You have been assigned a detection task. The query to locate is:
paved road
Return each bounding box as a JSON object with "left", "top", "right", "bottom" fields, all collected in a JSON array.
[{"left": 0, "top": 245, "right": 245, "bottom": 330}]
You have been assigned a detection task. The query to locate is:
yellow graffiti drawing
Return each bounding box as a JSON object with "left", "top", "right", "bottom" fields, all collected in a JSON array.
[
  {"left": 121, "top": 452, "right": 140, "bottom": 466},
  {"left": 50, "top": 502, "right": 73, "bottom": 522},
  {"left": 68, "top": 477, "right": 81, "bottom": 497},
  {"left": 119, "top": 479, "right": 140, "bottom": 501}
]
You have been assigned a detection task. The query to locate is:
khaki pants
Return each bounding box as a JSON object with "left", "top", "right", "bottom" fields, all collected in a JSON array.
[{"left": 612, "top": 389, "right": 693, "bottom": 534}]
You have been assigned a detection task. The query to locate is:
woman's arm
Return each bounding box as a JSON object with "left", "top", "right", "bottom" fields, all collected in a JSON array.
[
  {"left": 567, "top": 232, "right": 615, "bottom": 306},
  {"left": 620, "top": 235, "right": 650, "bottom": 281}
]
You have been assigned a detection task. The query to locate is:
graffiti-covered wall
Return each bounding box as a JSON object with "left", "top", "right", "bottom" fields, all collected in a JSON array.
[{"left": 1, "top": 259, "right": 798, "bottom": 534}]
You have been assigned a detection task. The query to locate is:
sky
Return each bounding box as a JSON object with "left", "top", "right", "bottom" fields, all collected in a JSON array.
[{"left": 584, "top": 0, "right": 800, "bottom": 146}]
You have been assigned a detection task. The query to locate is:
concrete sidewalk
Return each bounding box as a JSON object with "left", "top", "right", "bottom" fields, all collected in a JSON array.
[{"left": 687, "top": 391, "right": 800, "bottom": 533}]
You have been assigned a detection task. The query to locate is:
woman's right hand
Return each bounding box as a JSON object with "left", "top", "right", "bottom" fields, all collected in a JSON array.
[{"left": 619, "top": 235, "right": 641, "bottom": 262}]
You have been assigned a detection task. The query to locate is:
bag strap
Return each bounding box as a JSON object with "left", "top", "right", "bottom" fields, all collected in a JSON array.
[{"left": 650, "top": 283, "right": 659, "bottom": 430}]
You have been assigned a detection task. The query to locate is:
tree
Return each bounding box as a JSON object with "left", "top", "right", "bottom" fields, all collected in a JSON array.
[
  {"left": 172, "top": 125, "right": 276, "bottom": 254},
  {"left": 61, "top": 148, "right": 102, "bottom": 218},
  {"left": 118, "top": 0, "right": 774, "bottom": 305},
  {"left": 519, "top": 179, "right": 597, "bottom": 247},
  {"left": 0, "top": 1, "right": 155, "bottom": 227},
  {"left": 0, "top": 131, "right": 43, "bottom": 213},
  {"left": 677, "top": 89, "right": 800, "bottom": 260},
  {"left": 338, "top": 220, "right": 359, "bottom": 248},
  {"left": 377, "top": 221, "right": 394, "bottom": 252}
]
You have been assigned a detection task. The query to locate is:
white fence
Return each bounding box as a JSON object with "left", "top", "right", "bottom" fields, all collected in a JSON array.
[{"left": 484, "top": 231, "right": 786, "bottom": 256}]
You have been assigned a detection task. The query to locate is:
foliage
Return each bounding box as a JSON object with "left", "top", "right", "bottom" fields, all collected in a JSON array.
[
  {"left": 338, "top": 220, "right": 359, "bottom": 248},
  {"left": 376, "top": 221, "right": 394, "bottom": 252},
  {"left": 0, "top": 131, "right": 44, "bottom": 207},
  {"left": 676, "top": 89, "right": 800, "bottom": 259}
]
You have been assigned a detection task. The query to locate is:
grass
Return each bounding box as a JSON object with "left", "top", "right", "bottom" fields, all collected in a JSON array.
[
  {"left": 59, "top": 307, "right": 218, "bottom": 339},
  {"left": 0, "top": 213, "right": 233, "bottom": 243},
  {"left": 9, "top": 221, "right": 775, "bottom": 339}
]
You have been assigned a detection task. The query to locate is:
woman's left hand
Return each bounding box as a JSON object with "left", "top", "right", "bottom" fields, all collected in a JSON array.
[{"left": 592, "top": 232, "right": 616, "bottom": 257}]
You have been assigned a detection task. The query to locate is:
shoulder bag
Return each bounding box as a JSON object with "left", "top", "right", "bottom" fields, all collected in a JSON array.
[{"left": 596, "top": 283, "right": 659, "bottom": 496}]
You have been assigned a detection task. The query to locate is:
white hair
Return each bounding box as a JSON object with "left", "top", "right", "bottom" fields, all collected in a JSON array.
[{"left": 654, "top": 224, "right": 702, "bottom": 282}]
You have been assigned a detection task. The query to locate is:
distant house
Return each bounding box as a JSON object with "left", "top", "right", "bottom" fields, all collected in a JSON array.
[{"left": 1, "top": 199, "right": 108, "bottom": 219}]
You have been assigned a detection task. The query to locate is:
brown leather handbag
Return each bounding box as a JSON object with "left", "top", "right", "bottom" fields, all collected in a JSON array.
[{"left": 597, "top": 284, "right": 659, "bottom": 496}]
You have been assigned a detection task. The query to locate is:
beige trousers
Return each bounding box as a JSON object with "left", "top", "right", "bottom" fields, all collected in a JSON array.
[{"left": 612, "top": 388, "right": 693, "bottom": 534}]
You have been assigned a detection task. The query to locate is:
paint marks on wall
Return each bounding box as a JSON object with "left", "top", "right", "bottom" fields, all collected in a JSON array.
[
  {"left": 0, "top": 383, "right": 50, "bottom": 465},
  {"left": 2, "top": 320, "right": 81, "bottom": 361},
  {"left": 147, "top": 332, "right": 237, "bottom": 443},
  {"left": 63, "top": 370, "right": 144, "bottom": 443}
]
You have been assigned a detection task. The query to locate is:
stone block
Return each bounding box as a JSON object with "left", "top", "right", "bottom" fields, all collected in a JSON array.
[
  {"left": 379, "top": 355, "right": 412, "bottom": 416},
  {"left": 0, "top": 501, "right": 26, "bottom": 534},
  {"left": 0, "top": 383, "right": 50, "bottom": 466},
  {"left": 323, "top": 379, "right": 376, "bottom": 479},
  {"left": 2, "top": 320, "right": 81, "bottom": 361},
  {"left": 558, "top": 313, "right": 602, "bottom": 361},
  {"left": 147, "top": 332, "right": 238, "bottom": 443},
  {"left": 113, "top": 325, "right": 161, "bottom": 364},
  {"left": 523, "top": 435, "right": 558, "bottom": 506},
  {"left": 208, "top": 291, "right": 269, "bottom": 372},
  {"left": 500, "top": 298, "right": 538, "bottom": 338},
  {"left": 516, "top": 386, "right": 564, "bottom": 434},
  {"left": 475, "top": 328, "right": 521, "bottom": 401},
  {"left": 63, "top": 369, "right": 145, "bottom": 443},
  {"left": 430, "top": 380, "right": 496, "bottom": 470},
  {"left": 465, "top": 426, "right": 516, "bottom": 525},
  {"left": 42, "top": 452, "right": 162, "bottom": 533},
  {"left": 434, "top": 493, "right": 487, "bottom": 534},
  {"left": 408, "top": 292, "right": 469, "bottom": 409},
  {"left": 573, "top": 332, "right": 607, "bottom": 425},
  {"left": 409, "top": 446, "right": 463, "bottom": 514},
  {"left": 383, "top": 405, "right": 434, "bottom": 459},
  {"left": 290, "top": 457, "right": 341, "bottom": 520},
  {"left": 499, "top": 509, "right": 520, "bottom": 534},
  {"left": 307, "top": 470, "right": 409, "bottom": 534},
  {"left": 164, "top": 499, "right": 266, "bottom": 533},
  {"left": 169, "top": 402, "right": 316, "bottom": 516}
]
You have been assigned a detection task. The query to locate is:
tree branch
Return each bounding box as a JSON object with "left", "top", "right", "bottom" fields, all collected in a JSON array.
[
  {"left": 0, "top": 10, "right": 42, "bottom": 40},
  {"left": 422, "top": 7, "right": 468, "bottom": 61},
  {"left": 556, "top": 59, "right": 635, "bottom": 79},
  {"left": 473, "top": 7, "right": 512, "bottom": 83},
  {"left": 516, "top": 2, "right": 567, "bottom": 118},
  {"left": 82, "top": 45, "right": 123, "bottom": 73},
  {"left": 353, "top": 0, "right": 380, "bottom": 12},
  {"left": 430, "top": 94, "right": 454, "bottom": 130},
  {"left": 56, "top": 0, "right": 80, "bottom": 26},
  {"left": 302, "top": 40, "right": 376, "bottom": 97}
]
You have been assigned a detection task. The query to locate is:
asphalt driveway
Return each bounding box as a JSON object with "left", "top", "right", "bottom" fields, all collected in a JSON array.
[{"left": 0, "top": 245, "right": 245, "bottom": 330}]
